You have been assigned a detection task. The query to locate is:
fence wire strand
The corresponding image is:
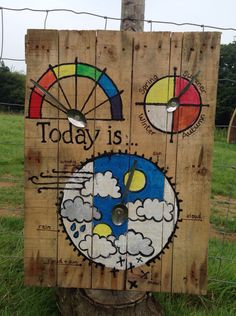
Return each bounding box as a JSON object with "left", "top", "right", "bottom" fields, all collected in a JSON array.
[
  {"left": 0, "top": 6, "right": 236, "bottom": 63},
  {"left": 44, "top": 10, "right": 49, "bottom": 29},
  {"left": 0, "top": 6, "right": 236, "bottom": 31}
]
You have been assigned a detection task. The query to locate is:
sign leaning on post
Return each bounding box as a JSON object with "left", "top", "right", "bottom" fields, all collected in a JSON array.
[{"left": 24, "top": 30, "right": 220, "bottom": 294}]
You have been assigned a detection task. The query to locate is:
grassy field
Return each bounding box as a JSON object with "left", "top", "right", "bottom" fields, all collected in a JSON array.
[
  {"left": 0, "top": 113, "right": 235, "bottom": 315},
  {"left": 212, "top": 128, "right": 236, "bottom": 198},
  {"left": 211, "top": 128, "right": 236, "bottom": 233},
  {"left": 157, "top": 239, "right": 236, "bottom": 316},
  {"left": 0, "top": 114, "right": 24, "bottom": 208}
]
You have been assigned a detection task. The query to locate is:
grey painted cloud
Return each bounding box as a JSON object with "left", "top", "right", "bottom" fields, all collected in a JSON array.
[
  {"left": 79, "top": 234, "right": 117, "bottom": 259},
  {"left": 115, "top": 230, "right": 154, "bottom": 257},
  {"left": 61, "top": 196, "right": 101, "bottom": 223}
]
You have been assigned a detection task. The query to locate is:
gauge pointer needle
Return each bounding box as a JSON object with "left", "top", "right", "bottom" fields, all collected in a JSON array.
[
  {"left": 30, "top": 79, "right": 87, "bottom": 128},
  {"left": 111, "top": 160, "right": 137, "bottom": 226},
  {"left": 121, "top": 159, "right": 137, "bottom": 204},
  {"left": 167, "top": 70, "right": 200, "bottom": 113}
]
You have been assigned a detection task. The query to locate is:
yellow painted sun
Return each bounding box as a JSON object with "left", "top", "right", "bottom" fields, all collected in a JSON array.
[
  {"left": 93, "top": 223, "right": 112, "bottom": 237},
  {"left": 124, "top": 170, "right": 146, "bottom": 192}
]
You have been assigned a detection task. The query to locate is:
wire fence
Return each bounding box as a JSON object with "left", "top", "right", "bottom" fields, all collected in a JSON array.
[
  {"left": 1, "top": 6, "right": 236, "bottom": 69},
  {"left": 0, "top": 6, "right": 235, "bottom": 312}
]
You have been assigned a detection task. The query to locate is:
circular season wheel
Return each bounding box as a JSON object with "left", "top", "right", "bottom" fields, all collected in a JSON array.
[
  {"left": 142, "top": 74, "right": 204, "bottom": 136},
  {"left": 59, "top": 152, "right": 181, "bottom": 270}
]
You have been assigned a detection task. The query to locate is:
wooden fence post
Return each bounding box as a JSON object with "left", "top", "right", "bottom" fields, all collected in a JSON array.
[{"left": 121, "top": 0, "right": 145, "bottom": 32}]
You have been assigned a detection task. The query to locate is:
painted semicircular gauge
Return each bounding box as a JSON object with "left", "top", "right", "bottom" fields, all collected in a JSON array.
[
  {"left": 28, "top": 58, "right": 123, "bottom": 121},
  {"left": 60, "top": 152, "right": 180, "bottom": 270}
]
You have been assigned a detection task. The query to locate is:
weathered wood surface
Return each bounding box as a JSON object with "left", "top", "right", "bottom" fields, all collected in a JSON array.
[
  {"left": 57, "top": 289, "right": 164, "bottom": 316},
  {"left": 24, "top": 30, "right": 220, "bottom": 294},
  {"left": 24, "top": 30, "right": 59, "bottom": 286},
  {"left": 227, "top": 107, "right": 236, "bottom": 143},
  {"left": 120, "top": 0, "right": 145, "bottom": 32},
  {"left": 171, "top": 32, "right": 221, "bottom": 294}
]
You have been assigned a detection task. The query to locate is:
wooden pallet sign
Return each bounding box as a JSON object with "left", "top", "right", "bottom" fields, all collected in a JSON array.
[{"left": 24, "top": 30, "right": 220, "bottom": 294}]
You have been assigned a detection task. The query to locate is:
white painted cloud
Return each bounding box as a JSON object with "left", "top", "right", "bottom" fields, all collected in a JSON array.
[
  {"left": 61, "top": 196, "right": 101, "bottom": 223},
  {"left": 81, "top": 171, "right": 121, "bottom": 198},
  {"left": 136, "top": 198, "right": 174, "bottom": 222},
  {"left": 76, "top": 161, "right": 93, "bottom": 174},
  {"left": 72, "top": 161, "right": 93, "bottom": 183},
  {"left": 115, "top": 230, "right": 154, "bottom": 257},
  {"left": 127, "top": 199, "right": 142, "bottom": 220},
  {"left": 107, "top": 235, "right": 116, "bottom": 242},
  {"left": 79, "top": 234, "right": 117, "bottom": 259}
]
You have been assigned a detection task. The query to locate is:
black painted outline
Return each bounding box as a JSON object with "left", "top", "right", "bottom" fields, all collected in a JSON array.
[
  {"left": 79, "top": 233, "right": 118, "bottom": 259},
  {"left": 28, "top": 172, "right": 91, "bottom": 193},
  {"left": 58, "top": 151, "right": 182, "bottom": 271},
  {"left": 115, "top": 229, "right": 155, "bottom": 257},
  {"left": 144, "top": 76, "right": 202, "bottom": 134},
  {"left": 79, "top": 169, "right": 122, "bottom": 199},
  {"left": 128, "top": 199, "right": 175, "bottom": 223},
  {"left": 122, "top": 167, "right": 147, "bottom": 195},
  {"left": 136, "top": 73, "right": 208, "bottom": 136},
  {"left": 49, "top": 63, "right": 72, "bottom": 109},
  {"left": 27, "top": 59, "right": 124, "bottom": 121},
  {"left": 60, "top": 195, "right": 102, "bottom": 224},
  {"left": 128, "top": 279, "right": 138, "bottom": 289}
]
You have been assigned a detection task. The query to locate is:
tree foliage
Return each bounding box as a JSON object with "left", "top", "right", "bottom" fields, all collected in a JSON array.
[
  {"left": 0, "top": 61, "right": 25, "bottom": 105},
  {"left": 0, "top": 42, "right": 236, "bottom": 125},
  {"left": 217, "top": 42, "right": 236, "bottom": 126}
]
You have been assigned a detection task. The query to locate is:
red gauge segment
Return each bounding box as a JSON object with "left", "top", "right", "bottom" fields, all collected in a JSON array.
[
  {"left": 173, "top": 77, "right": 201, "bottom": 132},
  {"left": 29, "top": 69, "right": 57, "bottom": 118}
]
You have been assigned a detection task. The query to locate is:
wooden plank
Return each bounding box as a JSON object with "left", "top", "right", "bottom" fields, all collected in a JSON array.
[
  {"left": 91, "top": 30, "right": 133, "bottom": 290},
  {"left": 56, "top": 30, "right": 97, "bottom": 288},
  {"left": 126, "top": 32, "right": 172, "bottom": 292},
  {"left": 24, "top": 29, "right": 59, "bottom": 286},
  {"left": 227, "top": 107, "right": 236, "bottom": 143},
  {"left": 171, "top": 32, "right": 221, "bottom": 294},
  {"left": 160, "top": 32, "right": 184, "bottom": 293}
]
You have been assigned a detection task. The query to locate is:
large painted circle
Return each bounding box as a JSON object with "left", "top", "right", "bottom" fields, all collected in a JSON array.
[
  {"left": 60, "top": 153, "right": 180, "bottom": 270},
  {"left": 144, "top": 76, "right": 202, "bottom": 134}
]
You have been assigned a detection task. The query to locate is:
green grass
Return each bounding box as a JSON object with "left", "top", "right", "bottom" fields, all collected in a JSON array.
[
  {"left": 0, "top": 113, "right": 24, "bottom": 208},
  {"left": 0, "top": 113, "right": 24, "bottom": 177},
  {"left": 0, "top": 216, "right": 235, "bottom": 315},
  {"left": 0, "top": 114, "right": 56, "bottom": 314},
  {"left": 156, "top": 239, "right": 236, "bottom": 316},
  {"left": 212, "top": 129, "right": 236, "bottom": 198},
  {"left": 0, "top": 113, "right": 235, "bottom": 315},
  {"left": 210, "top": 128, "right": 236, "bottom": 232},
  {"left": 211, "top": 213, "right": 236, "bottom": 233},
  {"left": 0, "top": 217, "right": 56, "bottom": 315}
]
